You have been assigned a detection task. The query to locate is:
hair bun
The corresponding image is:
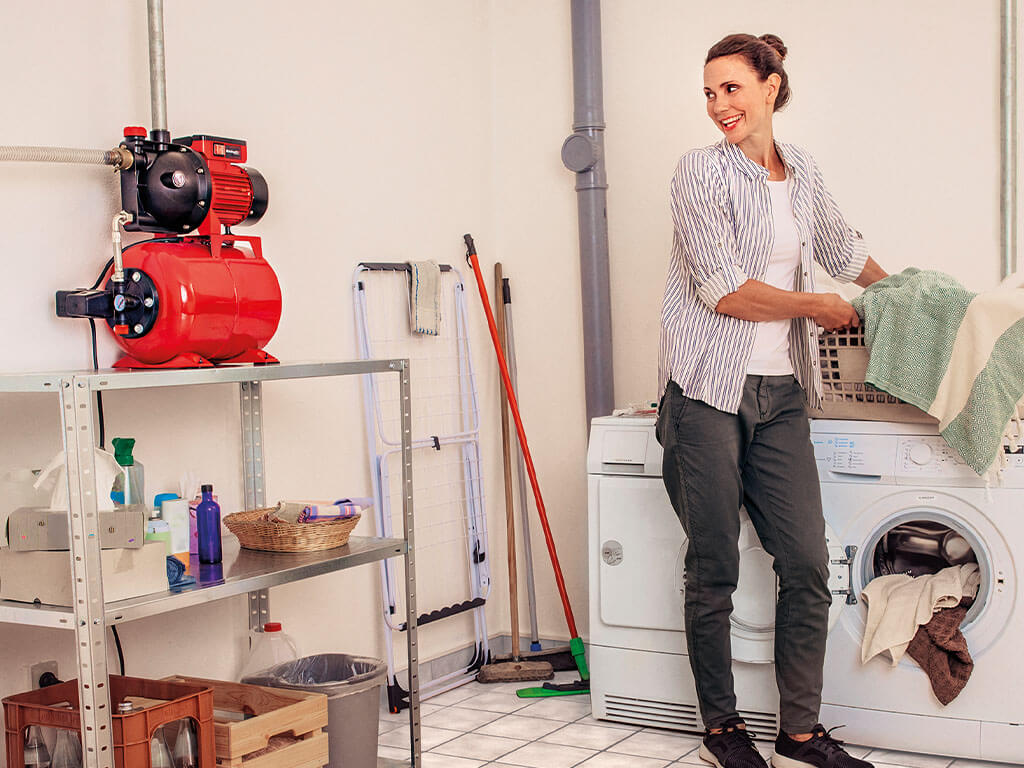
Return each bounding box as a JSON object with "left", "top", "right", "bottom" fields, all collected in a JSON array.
[{"left": 759, "top": 33, "right": 787, "bottom": 61}]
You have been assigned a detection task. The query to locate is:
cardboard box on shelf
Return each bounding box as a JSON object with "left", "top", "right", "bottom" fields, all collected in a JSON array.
[
  {"left": 0, "top": 541, "right": 167, "bottom": 606},
  {"left": 6, "top": 506, "right": 145, "bottom": 552}
]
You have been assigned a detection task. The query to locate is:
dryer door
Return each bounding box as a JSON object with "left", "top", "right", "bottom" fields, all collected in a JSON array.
[
  {"left": 598, "top": 475, "right": 818, "bottom": 664},
  {"left": 598, "top": 476, "right": 685, "bottom": 632}
]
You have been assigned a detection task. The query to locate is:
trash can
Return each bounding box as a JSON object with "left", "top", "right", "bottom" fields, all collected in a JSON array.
[{"left": 243, "top": 654, "right": 387, "bottom": 768}]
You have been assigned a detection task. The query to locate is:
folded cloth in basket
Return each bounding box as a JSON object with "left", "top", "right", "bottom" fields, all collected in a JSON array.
[
  {"left": 265, "top": 497, "right": 372, "bottom": 524},
  {"left": 851, "top": 268, "right": 1024, "bottom": 477}
]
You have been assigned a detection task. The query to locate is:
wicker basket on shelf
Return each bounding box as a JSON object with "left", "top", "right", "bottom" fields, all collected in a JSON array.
[{"left": 223, "top": 508, "right": 361, "bottom": 553}]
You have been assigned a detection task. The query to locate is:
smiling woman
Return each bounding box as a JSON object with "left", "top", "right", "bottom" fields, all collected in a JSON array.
[
  {"left": 655, "top": 31, "right": 888, "bottom": 768},
  {"left": 703, "top": 34, "right": 790, "bottom": 175}
]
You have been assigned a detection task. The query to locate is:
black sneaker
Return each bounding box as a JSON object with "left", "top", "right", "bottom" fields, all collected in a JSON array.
[
  {"left": 699, "top": 717, "right": 769, "bottom": 768},
  {"left": 771, "top": 725, "right": 873, "bottom": 768}
]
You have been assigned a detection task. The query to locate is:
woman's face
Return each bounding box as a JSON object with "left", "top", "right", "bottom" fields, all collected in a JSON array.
[{"left": 703, "top": 54, "right": 778, "bottom": 146}]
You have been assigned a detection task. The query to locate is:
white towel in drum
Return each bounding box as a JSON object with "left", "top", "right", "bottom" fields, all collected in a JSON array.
[
  {"left": 860, "top": 563, "right": 981, "bottom": 666},
  {"left": 409, "top": 260, "right": 441, "bottom": 335}
]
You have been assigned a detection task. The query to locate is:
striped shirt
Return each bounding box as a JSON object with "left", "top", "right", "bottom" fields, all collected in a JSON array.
[{"left": 658, "top": 138, "right": 869, "bottom": 413}]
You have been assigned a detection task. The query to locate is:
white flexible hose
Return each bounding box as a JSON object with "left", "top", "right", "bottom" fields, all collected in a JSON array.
[{"left": 0, "top": 145, "right": 124, "bottom": 166}]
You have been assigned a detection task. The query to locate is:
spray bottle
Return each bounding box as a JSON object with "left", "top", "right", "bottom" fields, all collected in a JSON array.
[{"left": 110, "top": 438, "right": 145, "bottom": 507}]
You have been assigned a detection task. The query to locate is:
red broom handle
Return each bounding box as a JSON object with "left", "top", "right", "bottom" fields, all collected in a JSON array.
[{"left": 463, "top": 235, "right": 578, "bottom": 639}]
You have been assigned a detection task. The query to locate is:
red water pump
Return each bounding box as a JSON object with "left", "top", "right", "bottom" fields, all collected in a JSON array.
[{"left": 56, "top": 127, "right": 282, "bottom": 368}]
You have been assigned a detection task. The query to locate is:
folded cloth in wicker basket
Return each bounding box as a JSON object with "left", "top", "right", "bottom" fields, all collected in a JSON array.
[
  {"left": 265, "top": 497, "right": 372, "bottom": 524},
  {"left": 852, "top": 268, "right": 1024, "bottom": 477}
]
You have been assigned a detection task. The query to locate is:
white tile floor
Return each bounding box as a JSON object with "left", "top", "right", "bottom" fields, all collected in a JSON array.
[{"left": 378, "top": 673, "right": 1013, "bottom": 768}]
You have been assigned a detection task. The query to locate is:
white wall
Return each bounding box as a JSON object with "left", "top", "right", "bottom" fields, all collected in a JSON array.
[{"left": 0, "top": 1, "right": 1017, "bottom": 755}]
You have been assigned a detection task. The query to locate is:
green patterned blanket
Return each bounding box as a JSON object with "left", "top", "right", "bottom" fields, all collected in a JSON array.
[{"left": 851, "top": 268, "right": 1024, "bottom": 476}]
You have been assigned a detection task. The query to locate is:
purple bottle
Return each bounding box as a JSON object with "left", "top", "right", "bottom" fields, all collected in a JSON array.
[{"left": 196, "top": 484, "right": 223, "bottom": 564}]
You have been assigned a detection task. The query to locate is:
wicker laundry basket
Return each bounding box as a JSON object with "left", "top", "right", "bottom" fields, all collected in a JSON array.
[
  {"left": 223, "top": 508, "right": 361, "bottom": 552},
  {"left": 811, "top": 328, "right": 937, "bottom": 423}
]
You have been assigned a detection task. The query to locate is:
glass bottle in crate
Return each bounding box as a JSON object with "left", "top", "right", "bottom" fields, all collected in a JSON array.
[
  {"left": 151, "top": 727, "right": 174, "bottom": 768},
  {"left": 50, "top": 729, "right": 82, "bottom": 768},
  {"left": 172, "top": 718, "right": 198, "bottom": 768},
  {"left": 24, "top": 725, "right": 51, "bottom": 768}
]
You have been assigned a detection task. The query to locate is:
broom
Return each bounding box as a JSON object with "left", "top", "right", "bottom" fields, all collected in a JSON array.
[
  {"left": 464, "top": 235, "right": 589, "bottom": 697},
  {"left": 477, "top": 261, "right": 554, "bottom": 684}
]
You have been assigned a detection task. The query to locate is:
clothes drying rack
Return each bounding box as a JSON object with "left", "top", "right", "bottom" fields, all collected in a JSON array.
[{"left": 353, "top": 262, "right": 491, "bottom": 712}]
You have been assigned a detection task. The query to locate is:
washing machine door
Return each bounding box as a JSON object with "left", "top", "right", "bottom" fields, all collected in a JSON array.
[
  {"left": 831, "top": 489, "right": 1014, "bottom": 659},
  {"left": 596, "top": 476, "right": 847, "bottom": 664}
]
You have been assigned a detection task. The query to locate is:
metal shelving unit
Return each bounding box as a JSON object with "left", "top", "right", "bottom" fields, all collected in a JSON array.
[{"left": 0, "top": 360, "right": 421, "bottom": 768}]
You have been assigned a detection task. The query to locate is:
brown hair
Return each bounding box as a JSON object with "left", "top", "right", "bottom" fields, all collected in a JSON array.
[{"left": 705, "top": 33, "right": 790, "bottom": 112}]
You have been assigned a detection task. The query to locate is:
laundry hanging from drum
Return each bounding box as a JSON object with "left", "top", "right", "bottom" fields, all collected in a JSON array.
[{"left": 860, "top": 562, "right": 980, "bottom": 666}]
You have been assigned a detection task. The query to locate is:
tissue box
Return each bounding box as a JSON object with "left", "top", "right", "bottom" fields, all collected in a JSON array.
[
  {"left": 6, "top": 506, "right": 145, "bottom": 551},
  {"left": 0, "top": 542, "right": 167, "bottom": 605}
]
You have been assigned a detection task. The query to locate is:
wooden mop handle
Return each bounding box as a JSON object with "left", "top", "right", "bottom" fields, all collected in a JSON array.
[{"left": 464, "top": 234, "right": 579, "bottom": 639}]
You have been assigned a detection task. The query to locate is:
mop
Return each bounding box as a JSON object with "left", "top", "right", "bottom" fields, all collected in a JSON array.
[
  {"left": 464, "top": 234, "right": 589, "bottom": 697},
  {"left": 477, "top": 262, "right": 554, "bottom": 684}
]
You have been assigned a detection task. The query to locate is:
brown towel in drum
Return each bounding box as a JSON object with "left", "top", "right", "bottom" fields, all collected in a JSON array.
[{"left": 906, "top": 596, "right": 974, "bottom": 705}]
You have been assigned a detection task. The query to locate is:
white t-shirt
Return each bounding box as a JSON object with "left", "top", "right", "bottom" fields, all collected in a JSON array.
[{"left": 746, "top": 177, "right": 801, "bottom": 375}]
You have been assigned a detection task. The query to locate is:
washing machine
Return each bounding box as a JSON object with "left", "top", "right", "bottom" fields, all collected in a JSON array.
[
  {"left": 813, "top": 419, "right": 1023, "bottom": 763},
  {"left": 587, "top": 415, "right": 849, "bottom": 738}
]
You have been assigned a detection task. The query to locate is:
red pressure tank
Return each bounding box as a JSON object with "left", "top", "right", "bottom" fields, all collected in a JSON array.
[{"left": 107, "top": 237, "right": 282, "bottom": 368}]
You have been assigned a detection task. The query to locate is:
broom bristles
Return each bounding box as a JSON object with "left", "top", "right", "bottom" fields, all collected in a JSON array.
[{"left": 476, "top": 660, "right": 554, "bottom": 684}]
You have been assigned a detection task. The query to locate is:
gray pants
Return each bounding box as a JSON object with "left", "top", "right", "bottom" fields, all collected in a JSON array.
[{"left": 656, "top": 376, "right": 831, "bottom": 734}]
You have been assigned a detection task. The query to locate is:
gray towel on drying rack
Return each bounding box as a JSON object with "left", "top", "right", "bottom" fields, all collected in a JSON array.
[{"left": 409, "top": 260, "right": 441, "bottom": 335}]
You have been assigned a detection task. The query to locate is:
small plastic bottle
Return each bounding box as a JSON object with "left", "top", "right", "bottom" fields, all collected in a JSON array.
[
  {"left": 196, "top": 484, "right": 222, "bottom": 564},
  {"left": 238, "top": 622, "right": 300, "bottom": 680}
]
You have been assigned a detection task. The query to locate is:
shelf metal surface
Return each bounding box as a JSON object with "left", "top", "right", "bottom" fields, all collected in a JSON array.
[
  {"left": 0, "top": 536, "right": 405, "bottom": 628},
  {"left": 82, "top": 360, "right": 404, "bottom": 390},
  {"left": 0, "top": 360, "right": 406, "bottom": 394},
  {"left": 0, "top": 372, "right": 64, "bottom": 393}
]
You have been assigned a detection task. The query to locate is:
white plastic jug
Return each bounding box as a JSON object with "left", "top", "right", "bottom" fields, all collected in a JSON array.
[{"left": 238, "top": 622, "right": 299, "bottom": 680}]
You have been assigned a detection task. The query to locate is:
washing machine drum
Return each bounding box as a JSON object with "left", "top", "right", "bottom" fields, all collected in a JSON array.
[{"left": 873, "top": 520, "right": 976, "bottom": 578}]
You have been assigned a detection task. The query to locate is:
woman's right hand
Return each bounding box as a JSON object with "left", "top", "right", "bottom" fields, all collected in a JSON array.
[{"left": 814, "top": 293, "right": 860, "bottom": 331}]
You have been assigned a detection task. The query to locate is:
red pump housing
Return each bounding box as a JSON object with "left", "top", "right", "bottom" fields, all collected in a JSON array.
[
  {"left": 108, "top": 237, "right": 281, "bottom": 368},
  {"left": 56, "top": 129, "right": 282, "bottom": 367}
]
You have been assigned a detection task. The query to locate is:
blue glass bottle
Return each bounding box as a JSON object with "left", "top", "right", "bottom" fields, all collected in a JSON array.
[{"left": 196, "top": 484, "right": 222, "bottom": 564}]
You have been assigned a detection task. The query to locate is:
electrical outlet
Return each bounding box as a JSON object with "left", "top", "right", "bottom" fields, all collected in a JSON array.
[{"left": 29, "top": 660, "right": 58, "bottom": 689}]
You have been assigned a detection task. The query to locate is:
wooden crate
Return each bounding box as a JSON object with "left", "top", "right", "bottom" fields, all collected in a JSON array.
[{"left": 166, "top": 676, "right": 328, "bottom": 768}]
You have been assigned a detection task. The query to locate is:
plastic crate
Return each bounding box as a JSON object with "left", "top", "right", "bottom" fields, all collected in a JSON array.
[
  {"left": 811, "top": 328, "right": 937, "bottom": 423},
  {"left": 3, "top": 675, "right": 215, "bottom": 768}
]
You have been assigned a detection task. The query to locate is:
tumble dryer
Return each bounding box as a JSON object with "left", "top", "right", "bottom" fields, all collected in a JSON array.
[
  {"left": 587, "top": 415, "right": 849, "bottom": 738},
  {"left": 813, "top": 419, "right": 1023, "bottom": 763}
]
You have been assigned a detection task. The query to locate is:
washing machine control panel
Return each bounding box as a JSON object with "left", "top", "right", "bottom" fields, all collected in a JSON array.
[{"left": 897, "top": 437, "right": 976, "bottom": 476}]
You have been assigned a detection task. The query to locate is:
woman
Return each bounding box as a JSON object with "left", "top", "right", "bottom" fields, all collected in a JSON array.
[{"left": 656, "top": 33, "right": 887, "bottom": 768}]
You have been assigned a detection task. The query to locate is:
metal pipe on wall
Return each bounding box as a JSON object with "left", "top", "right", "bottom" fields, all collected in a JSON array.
[
  {"left": 1001, "top": 0, "right": 1018, "bottom": 280},
  {"left": 148, "top": 0, "right": 169, "bottom": 140},
  {"left": 562, "top": 0, "right": 614, "bottom": 426}
]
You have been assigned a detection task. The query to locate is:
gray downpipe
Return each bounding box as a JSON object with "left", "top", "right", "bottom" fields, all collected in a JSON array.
[
  {"left": 148, "top": 0, "right": 169, "bottom": 137},
  {"left": 1001, "top": 0, "right": 1018, "bottom": 280},
  {"left": 562, "top": 0, "right": 614, "bottom": 425}
]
